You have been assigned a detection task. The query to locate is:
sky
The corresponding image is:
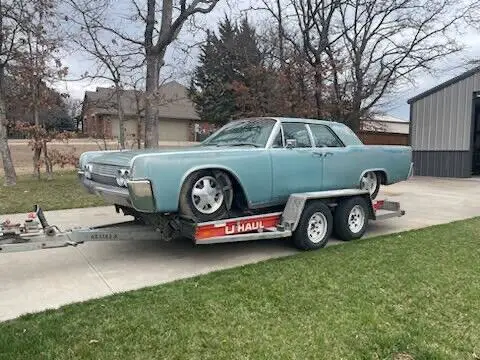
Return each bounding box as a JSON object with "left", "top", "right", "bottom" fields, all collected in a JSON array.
[{"left": 52, "top": 0, "right": 480, "bottom": 122}]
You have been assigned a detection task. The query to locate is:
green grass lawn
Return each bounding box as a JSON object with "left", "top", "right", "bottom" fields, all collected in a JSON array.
[
  {"left": 0, "top": 171, "right": 105, "bottom": 214},
  {"left": 1, "top": 218, "right": 479, "bottom": 359}
]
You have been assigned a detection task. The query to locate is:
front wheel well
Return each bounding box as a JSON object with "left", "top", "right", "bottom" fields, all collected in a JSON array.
[{"left": 180, "top": 168, "right": 249, "bottom": 212}]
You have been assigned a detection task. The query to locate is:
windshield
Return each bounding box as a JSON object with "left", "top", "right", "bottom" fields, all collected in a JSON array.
[{"left": 201, "top": 118, "right": 276, "bottom": 147}]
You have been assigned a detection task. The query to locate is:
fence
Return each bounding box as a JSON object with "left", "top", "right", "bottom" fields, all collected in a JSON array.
[{"left": 357, "top": 131, "right": 409, "bottom": 146}]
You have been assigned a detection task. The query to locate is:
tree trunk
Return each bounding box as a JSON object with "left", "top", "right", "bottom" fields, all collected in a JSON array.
[
  {"left": 32, "top": 76, "right": 44, "bottom": 179},
  {"left": 348, "top": 110, "right": 362, "bottom": 133},
  {"left": 350, "top": 79, "right": 363, "bottom": 132},
  {"left": 42, "top": 140, "right": 52, "bottom": 180},
  {"left": 137, "top": 119, "right": 142, "bottom": 149},
  {"left": 33, "top": 146, "right": 42, "bottom": 179},
  {"left": 276, "top": 0, "right": 284, "bottom": 66},
  {"left": 144, "top": 55, "right": 160, "bottom": 148},
  {"left": 0, "top": 67, "right": 16, "bottom": 186},
  {"left": 33, "top": 78, "right": 40, "bottom": 126},
  {"left": 115, "top": 83, "right": 125, "bottom": 149},
  {"left": 314, "top": 64, "right": 323, "bottom": 119}
]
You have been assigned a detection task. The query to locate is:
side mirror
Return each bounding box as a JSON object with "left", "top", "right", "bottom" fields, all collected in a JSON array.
[{"left": 286, "top": 139, "right": 296, "bottom": 149}]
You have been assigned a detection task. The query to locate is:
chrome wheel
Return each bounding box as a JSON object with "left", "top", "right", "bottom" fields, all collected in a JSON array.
[
  {"left": 191, "top": 176, "right": 224, "bottom": 214},
  {"left": 348, "top": 204, "right": 365, "bottom": 234},
  {"left": 361, "top": 171, "right": 378, "bottom": 196},
  {"left": 307, "top": 212, "right": 328, "bottom": 243}
]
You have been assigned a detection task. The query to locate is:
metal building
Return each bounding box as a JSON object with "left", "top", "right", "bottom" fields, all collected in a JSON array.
[{"left": 408, "top": 66, "right": 480, "bottom": 177}]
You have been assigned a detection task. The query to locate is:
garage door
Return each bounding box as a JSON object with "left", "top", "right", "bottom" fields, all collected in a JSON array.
[{"left": 158, "top": 118, "right": 189, "bottom": 141}]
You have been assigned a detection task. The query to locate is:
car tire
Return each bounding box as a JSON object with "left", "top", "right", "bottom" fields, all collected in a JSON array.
[
  {"left": 179, "top": 170, "right": 230, "bottom": 222},
  {"left": 292, "top": 201, "right": 333, "bottom": 251},
  {"left": 360, "top": 171, "right": 380, "bottom": 199},
  {"left": 333, "top": 196, "right": 369, "bottom": 241}
]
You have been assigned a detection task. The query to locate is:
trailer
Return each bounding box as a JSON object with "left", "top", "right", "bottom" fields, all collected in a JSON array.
[{"left": 0, "top": 189, "right": 404, "bottom": 254}]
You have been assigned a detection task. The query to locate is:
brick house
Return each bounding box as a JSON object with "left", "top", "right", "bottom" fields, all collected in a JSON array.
[
  {"left": 359, "top": 115, "right": 410, "bottom": 145},
  {"left": 80, "top": 81, "right": 209, "bottom": 142}
]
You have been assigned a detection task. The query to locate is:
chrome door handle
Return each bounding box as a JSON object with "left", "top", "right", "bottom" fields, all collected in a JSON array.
[
  {"left": 324, "top": 152, "right": 334, "bottom": 157},
  {"left": 312, "top": 152, "right": 324, "bottom": 157}
]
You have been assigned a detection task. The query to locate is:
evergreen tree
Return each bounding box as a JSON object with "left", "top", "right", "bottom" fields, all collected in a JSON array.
[
  {"left": 188, "top": 16, "right": 264, "bottom": 124},
  {"left": 189, "top": 29, "right": 236, "bottom": 124}
]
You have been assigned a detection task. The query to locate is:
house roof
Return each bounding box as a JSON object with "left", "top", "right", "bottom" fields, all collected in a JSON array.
[
  {"left": 371, "top": 114, "right": 409, "bottom": 123},
  {"left": 82, "top": 81, "right": 200, "bottom": 120},
  {"left": 407, "top": 65, "right": 480, "bottom": 104},
  {"left": 360, "top": 114, "right": 409, "bottom": 134}
]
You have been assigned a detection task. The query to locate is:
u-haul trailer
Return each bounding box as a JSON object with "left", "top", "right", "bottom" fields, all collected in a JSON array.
[{"left": 0, "top": 189, "right": 404, "bottom": 254}]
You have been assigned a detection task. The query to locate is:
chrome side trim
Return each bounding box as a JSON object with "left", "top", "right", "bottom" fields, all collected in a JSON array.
[{"left": 408, "top": 162, "right": 414, "bottom": 178}]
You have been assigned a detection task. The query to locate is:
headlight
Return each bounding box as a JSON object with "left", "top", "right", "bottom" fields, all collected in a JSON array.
[
  {"left": 116, "top": 169, "right": 130, "bottom": 187},
  {"left": 84, "top": 163, "right": 93, "bottom": 179}
]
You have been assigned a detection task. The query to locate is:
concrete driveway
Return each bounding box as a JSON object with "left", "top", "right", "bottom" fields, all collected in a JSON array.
[{"left": 1, "top": 176, "right": 479, "bottom": 322}]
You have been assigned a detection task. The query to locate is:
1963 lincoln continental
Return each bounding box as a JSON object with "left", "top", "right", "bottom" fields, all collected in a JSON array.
[{"left": 78, "top": 117, "right": 413, "bottom": 222}]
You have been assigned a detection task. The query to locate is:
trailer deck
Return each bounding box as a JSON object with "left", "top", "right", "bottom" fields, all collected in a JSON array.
[{"left": 1, "top": 189, "right": 405, "bottom": 254}]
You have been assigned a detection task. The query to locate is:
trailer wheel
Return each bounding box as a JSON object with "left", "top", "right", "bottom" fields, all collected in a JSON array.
[
  {"left": 333, "top": 196, "right": 369, "bottom": 241},
  {"left": 293, "top": 201, "right": 332, "bottom": 250}
]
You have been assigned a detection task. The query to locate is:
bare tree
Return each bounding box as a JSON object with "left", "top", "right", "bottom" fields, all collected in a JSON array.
[
  {"left": 0, "top": 0, "right": 27, "bottom": 185},
  {"left": 290, "top": 0, "right": 345, "bottom": 118},
  {"left": 127, "top": 73, "right": 146, "bottom": 149},
  {"left": 330, "top": 0, "right": 473, "bottom": 131},
  {"left": 16, "top": 0, "right": 66, "bottom": 179},
  {"left": 64, "top": 0, "right": 144, "bottom": 149},
  {"left": 246, "top": 0, "right": 476, "bottom": 132},
  {"left": 251, "top": 0, "right": 346, "bottom": 117},
  {"left": 65, "top": 96, "right": 83, "bottom": 130},
  {"left": 94, "top": 0, "right": 222, "bottom": 148}
]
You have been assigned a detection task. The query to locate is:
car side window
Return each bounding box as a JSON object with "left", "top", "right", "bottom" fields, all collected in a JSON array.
[
  {"left": 282, "top": 123, "right": 312, "bottom": 148},
  {"left": 309, "top": 124, "right": 343, "bottom": 147}
]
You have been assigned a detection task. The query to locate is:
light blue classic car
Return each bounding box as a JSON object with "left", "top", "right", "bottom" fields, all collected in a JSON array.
[{"left": 78, "top": 117, "right": 413, "bottom": 222}]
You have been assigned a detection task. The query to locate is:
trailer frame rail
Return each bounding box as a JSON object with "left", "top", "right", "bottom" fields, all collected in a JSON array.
[{"left": 1, "top": 189, "right": 405, "bottom": 254}]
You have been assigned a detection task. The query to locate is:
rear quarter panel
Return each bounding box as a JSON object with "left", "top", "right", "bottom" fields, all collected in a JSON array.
[
  {"left": 348, "top": 145, "right": 413, "bottom": 184},
  {"left": 326, "top": 122, "right": 412, "bottom": 185},
  {"left": 130, "top": 149, "right": 272, "bottom": 212}
]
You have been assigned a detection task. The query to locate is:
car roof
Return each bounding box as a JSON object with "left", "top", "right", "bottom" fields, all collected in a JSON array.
[
  {"left": 227, "top": 116, "right": 345, "bottom": 128},
  {"left": 238, "top": 116, "right": 342, "bottom": 126}
]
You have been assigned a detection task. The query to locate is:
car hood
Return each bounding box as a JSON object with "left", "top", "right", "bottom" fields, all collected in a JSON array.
[{"left": 82, "top": 145, "right": 259, "bottom": 167}]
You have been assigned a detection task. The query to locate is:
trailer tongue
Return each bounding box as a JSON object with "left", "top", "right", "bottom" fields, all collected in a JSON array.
[{"left": 1, "top": 189, "right": 405, "bottom": 254}]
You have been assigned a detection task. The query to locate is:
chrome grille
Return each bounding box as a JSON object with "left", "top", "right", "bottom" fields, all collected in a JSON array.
[{"left": 92, "top": 164, "right": 123, "bottom": 177}]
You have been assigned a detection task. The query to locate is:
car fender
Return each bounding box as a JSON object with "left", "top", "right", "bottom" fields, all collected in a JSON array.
[{"left": 178, "top": 164, "right": 252, "bottom": 207}]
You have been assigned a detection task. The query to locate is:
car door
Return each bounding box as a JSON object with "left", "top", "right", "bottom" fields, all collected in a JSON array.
[
  {"left": 269, "top": 122, "right": 324, "bottom": 203},
  {"left": 308, "top": 123, "right": 359, "bottom": 190}
]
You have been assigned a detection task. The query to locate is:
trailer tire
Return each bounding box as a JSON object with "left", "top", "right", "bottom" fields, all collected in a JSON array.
[
  {"left": 292, "top": 201, "right": 332, "bottom": 251},
  {"left": 333, "top": 196, "right": 369, "bottom": 241}
]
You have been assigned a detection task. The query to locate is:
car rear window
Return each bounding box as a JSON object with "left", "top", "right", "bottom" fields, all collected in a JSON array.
[{"left": 328, "top": 122, "right": 364, "bottom": 146}]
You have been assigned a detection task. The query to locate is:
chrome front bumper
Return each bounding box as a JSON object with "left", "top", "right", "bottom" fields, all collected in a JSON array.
[
  {"left": 80, "top": 176, "right": 132, "bottom": 208},
  {"left": 79, "top": 172, "right": 156, "bottom": 212}
]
